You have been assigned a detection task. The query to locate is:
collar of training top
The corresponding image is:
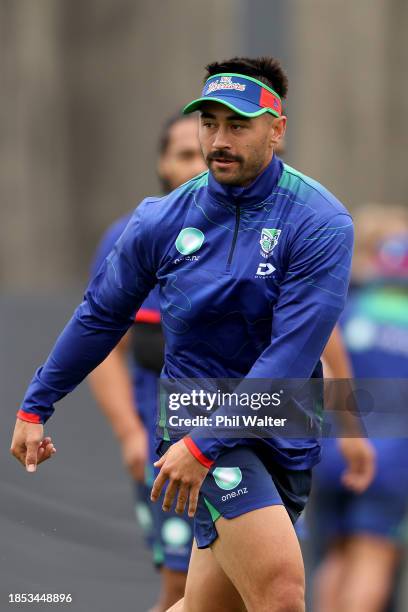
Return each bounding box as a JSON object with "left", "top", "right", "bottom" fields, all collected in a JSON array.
[
  {"left": 207, "top": 154, "right": 283, "bottom": 210},
  {"left": 183, "top": 73, "right": 282, "bottom": 118}
]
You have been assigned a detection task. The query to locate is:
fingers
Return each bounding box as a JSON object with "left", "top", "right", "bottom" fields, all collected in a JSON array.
[
  {"left": 11, "top": 420, "right": 58, "bottom": 474},
  {"left": 151, "top": 470, "right": 169, "bottom": 503},
  {"left": 37, "top": 441, "right": 57, "bottom": 466},
  {"left": 26, "top": 439, "right": 57, "bottom": 472},
  {"left": 11, "top": 435, "right": 56, "bottom": 472},
  {"left": 25, "top": 436, "right": 42, "bottom": 472},
  {"left": 188, "top": 484, "right": 200, "bottom": 517},
  {"left": 175, "top": 484, "right": 190, "bottom": 515},
  {"left": 162, "top": 480, "right": 179, "bottom": 512},
  {"left": 153, "top": 452, "right": 167, "bottom": 468},
  {"left": 155, "top": 480, "right": 194, "bottom": 515}
]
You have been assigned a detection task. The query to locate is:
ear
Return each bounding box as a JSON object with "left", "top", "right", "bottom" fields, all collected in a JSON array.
[
  {"left": 270, "top": 116, "right": 287, "bottom": 147},
  {"left": 157, "top": 155, "right": 168, "bottom": 182}
]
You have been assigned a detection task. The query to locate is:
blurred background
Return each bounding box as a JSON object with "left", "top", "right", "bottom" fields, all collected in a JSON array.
[{"left": 1, "top": 1, "right": 408, "bottom": 610}]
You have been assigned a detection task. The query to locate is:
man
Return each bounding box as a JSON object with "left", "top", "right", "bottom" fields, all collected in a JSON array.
[
  {"left": 312, "top": 204, "right": 408, "bottom": 612},
  {"left": 88, "top": 113, "right": 206, "bottom": 611},
  {"left": 11, "top": 56, "right": 373, "bottom": 611}
]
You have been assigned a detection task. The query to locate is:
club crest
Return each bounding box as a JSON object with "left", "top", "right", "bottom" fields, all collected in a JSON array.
[{"left": 260, "top": 228, "right": 281, "bottom": 258}]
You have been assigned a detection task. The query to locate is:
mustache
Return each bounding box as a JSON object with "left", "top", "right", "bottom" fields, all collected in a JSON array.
[{"left": 207, "top": 150, "right": 243, "bottom": 163}]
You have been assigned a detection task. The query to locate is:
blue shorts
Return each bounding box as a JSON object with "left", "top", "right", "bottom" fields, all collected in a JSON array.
[
  {"left": 151, "top": 495, "right": 194, "bottom": 572},
  {"left": 194, "top": 444, "right": 312, "bottom": 549},
  {"left": 311, "top": 439, "right": 408, "bottom": 546},
  {"left": 133, "top": 461, "right": 193, "bottom": 572}
]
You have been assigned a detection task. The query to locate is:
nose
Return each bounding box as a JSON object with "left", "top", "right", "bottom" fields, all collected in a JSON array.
[{"left": 212, "top": 125, "right": 231, "bottom": 150}]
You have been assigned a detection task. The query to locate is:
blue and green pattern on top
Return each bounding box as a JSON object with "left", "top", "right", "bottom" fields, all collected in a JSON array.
[{"left": 20, "top": 155, "right": 353, "bottom": 470}]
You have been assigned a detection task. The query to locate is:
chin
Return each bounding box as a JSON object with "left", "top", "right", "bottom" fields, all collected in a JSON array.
[{"left": 212, "top": 169, "right": 243, "bottom": 186}]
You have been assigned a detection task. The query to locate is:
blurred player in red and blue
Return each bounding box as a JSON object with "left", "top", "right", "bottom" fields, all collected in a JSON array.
[
  {"left": 312, "top": 204, "right": 408, "bottom": 612},
  {"left": 88, "top": 113, "right": 206, "bottom": 612}
]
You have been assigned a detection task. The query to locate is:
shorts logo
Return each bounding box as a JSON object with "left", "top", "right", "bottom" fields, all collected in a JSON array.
[
  {"left": 213, "top": 467, "right": 243, "bottom": 490},
  {"left": 175, "top": 227, "right": 205, "bottom": 255},
  {"left": 260, "top": 228, "right": 281, "bottom": 258},
  {"left": 134, "top": 502, "right": 153, "bottom": 534},
  {"left": 161, "top": 517, "right": 192, "bottom": 547}
]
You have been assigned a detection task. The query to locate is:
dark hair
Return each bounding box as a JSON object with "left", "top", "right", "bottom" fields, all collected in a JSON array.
[
  {"left": 158, "top": 112, "right": 195, "bottom": 156},
  {"left": 205, "top": 56, "right": 288, "bottom": 100}
]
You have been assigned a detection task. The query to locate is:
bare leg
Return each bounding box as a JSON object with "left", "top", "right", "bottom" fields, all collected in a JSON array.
[
  {"left": 151, "top": 568, "right": 187, "bottom": 612},
  {"left": 167, "top": 506, "right": 305, "bottom": 611},
  {"left": 165, "top": 597, "right": 184, "bottom": 612},
  {"left": 165, "top": 542, "right": 246, "bottom": 611},
  {"left": 212, "top": 505, "right": 305, "bottom": 612},
  {"left": 337, "top": 535, "right": 400, "bottom": 612},
  {"left": 313, "top": 541, "right": 346, "bottom": 612}
]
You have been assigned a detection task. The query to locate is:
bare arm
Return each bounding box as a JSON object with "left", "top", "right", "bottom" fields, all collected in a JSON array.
[
  {"left": 322, "top": 325, "right": 353, "bottom": 378},
  {"left": 322, "top": 326, "right": 376, "bottom": 493},
  {"left": 88, "top": 330, "right": 147, "bottom": 480}
]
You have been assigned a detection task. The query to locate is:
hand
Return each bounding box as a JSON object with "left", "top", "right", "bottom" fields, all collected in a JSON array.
[
  {"left": 151, "top": 439, "right": 209, "bottom": 517},
  {"left": 120, "top": 426, "right": 148, "bottom": 482},
  {"left": 338, "top": 437, "right": 376, "bottom": 493},
  {"left": 10, "top": 418, "right": 56, "bottom": 472}
]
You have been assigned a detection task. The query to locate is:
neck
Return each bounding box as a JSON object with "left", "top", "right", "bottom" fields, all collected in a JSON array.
[{"left": 207, "top": 154, "right": 283, "bottom": 210}]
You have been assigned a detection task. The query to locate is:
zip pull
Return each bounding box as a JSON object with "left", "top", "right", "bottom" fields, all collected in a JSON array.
[{"left": 227, "top": 205, "right": 241, "bottom": 269}]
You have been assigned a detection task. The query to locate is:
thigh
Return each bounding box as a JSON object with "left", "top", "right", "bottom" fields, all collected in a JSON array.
[
  {"left": 194, "top": 445, "right": 284, "bottom": 549},
  {"left": 183, "top": 542, "right": 246, "bottom": 612},
  {"left": 194, "top": 445, "right": 311, "bottom": 550},
  {"left": 212, "top": 505, "right": 305, "bottom": 611}
]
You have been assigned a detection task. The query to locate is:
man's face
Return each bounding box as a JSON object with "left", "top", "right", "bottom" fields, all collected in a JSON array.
[
  {"left": 198, "top": 102, "right": 286, "bottom": 187},
  {"left": 158, "top": 118, "right": 206, "bottom": 192}
]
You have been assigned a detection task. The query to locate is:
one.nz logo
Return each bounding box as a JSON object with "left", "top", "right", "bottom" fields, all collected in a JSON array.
[{"left": 260, "top": 228, "right": 281, "bottom": 258}]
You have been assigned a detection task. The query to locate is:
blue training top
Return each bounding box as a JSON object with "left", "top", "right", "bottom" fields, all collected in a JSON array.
[
  {"left": 91, "top": 213, "right": 161, "bottom": 461},
  {"left": 18, "top": 155, "right": 354, "bottom": 469}
]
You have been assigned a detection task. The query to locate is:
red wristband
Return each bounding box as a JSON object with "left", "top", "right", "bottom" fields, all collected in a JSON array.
[
  {"left": 183, "top": 437, "right": 214, "bottom": 469},
  {"left": 16, "top": 409, "right": 42, "bottom": 424}
]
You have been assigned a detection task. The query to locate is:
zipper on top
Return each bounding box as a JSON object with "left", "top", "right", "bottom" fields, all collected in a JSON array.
[{"left": 226, "top": 205, "right": 241, "bottom": 269}]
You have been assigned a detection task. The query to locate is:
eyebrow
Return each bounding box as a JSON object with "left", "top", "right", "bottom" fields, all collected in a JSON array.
[{"left": 200, "top": 111, "right": 251, "bottom": 122}]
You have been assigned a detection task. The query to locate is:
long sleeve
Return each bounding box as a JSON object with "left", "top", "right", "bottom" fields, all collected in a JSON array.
[
  {"left": 187, "top": 213, "right": 354, "bottom": 463},
  {"left": 18, "top": 204, "right": 157, "bottom": 424}
]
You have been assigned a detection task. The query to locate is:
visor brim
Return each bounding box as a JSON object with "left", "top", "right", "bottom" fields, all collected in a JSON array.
[{"left": 182, "top": 96, "right": 279, "bottom": 118}]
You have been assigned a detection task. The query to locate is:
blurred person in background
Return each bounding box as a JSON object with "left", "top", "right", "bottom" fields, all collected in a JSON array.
[
  {"left": 88, "top": 113, "right": 206, "bottom": 612},
  {"left": 311, "top": 204, "right": 408, "bottom": 612}
]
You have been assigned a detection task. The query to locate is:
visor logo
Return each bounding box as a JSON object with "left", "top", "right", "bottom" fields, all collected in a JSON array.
[{"left": 206, "top": 76, "right": 246, "bottom": 94}]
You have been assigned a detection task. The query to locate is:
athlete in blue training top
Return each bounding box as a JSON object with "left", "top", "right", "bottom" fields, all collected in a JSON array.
[{"left": 11, "top": 57, "right": 372, "bottom": 612}]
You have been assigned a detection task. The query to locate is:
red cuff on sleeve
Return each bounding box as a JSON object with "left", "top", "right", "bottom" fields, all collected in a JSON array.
[
  {"left": 135, "top": 308, "right": 161, "bottom": 324},
  {"left": 16, "top": 409, "right": 42, "bottom": 424},
  {"left": 183, "top": 437, "right": 214, "bottom": 469}
]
